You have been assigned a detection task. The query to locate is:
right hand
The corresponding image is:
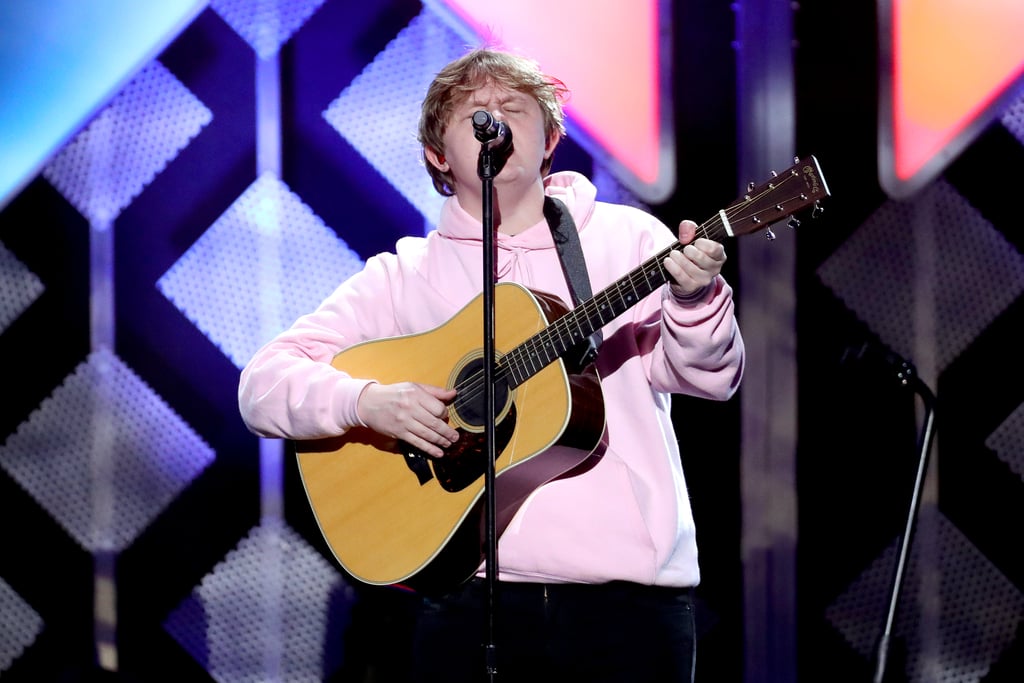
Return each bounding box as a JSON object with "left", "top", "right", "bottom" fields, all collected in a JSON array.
[{"left": 356, "top": 382, "right": 459, "bottom": 458}]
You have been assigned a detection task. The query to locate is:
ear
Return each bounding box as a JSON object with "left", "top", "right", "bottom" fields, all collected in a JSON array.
[
  {"left": 544, "top": 131, "right": 561, "bottom": 160},
  {"left": 425, "top": 147, "right": 448, "bottom": 171}
]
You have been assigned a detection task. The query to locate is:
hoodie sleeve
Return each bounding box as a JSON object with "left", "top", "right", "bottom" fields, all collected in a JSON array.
[
  {"left": 237, "top": 255, "right": 397, "bottom": 440},
  {"left": 651, "top": 275, "right": 745, "bottom": 400},
  {"left": 612, "top": 208, "right": 744, "bottom": 402}
]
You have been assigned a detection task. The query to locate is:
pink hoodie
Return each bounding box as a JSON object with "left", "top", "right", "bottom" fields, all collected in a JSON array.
[{"left": 238, "top": 171, "right": 744, "bottom": 587}]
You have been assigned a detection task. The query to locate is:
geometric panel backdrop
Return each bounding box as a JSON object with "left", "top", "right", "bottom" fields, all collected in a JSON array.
[
  {"left": 817, "top": 178, "right": 1024, "bottom": 372},
  {"left": 322, "top": 8, "right": 459, "bottom": 226},
  {"left": 0, "top": 348, "right": 214, "bottom": 552},
  {"left": 796, "top": 3, "right": 1024, "bottom": 682},
  {"left": 826, "top": 507, "right": 1024, "bottom": 682},
  {"left": 42, "top": 61, "right": 212, "bottom": 226},
  {"left": 211, "top": 0, "right": 327, "bottom": 59},
  {"left": 0, "top": 243, "right": 44, "bottom": 334},
  {"left": 0, "top": 577, "right": 43, "bottom": 676},
  {"left": 3, "top": 1, "right": 1023, "bottom": 682},
  {"left": 1002, "top": 92, "right": 1024, "bottom": 145},
  {"left": 157, "top": 172, "right": 365, "bottom": 368},
  {"left": 164, "top": 521, "right": 350, "bottom": 683},
  {"left": 987, "top": 403, "right": 1024, "bottom": 480}
]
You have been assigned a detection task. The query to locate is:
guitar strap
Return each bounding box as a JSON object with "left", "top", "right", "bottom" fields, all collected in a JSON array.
[{"left": 542, "top": 195, "right": 602, "bottom": 365}]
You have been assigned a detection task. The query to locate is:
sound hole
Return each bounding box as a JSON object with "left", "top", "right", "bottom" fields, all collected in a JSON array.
[
  {"left": 451, "top": 356, "right": 513, "bottom": 429},
  {"left": 429, "top": 356, "right": 516, "bottom": 492}
]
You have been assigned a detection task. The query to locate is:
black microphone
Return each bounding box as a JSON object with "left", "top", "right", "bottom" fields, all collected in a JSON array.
[{"left": 472, "top": 110, "right": 512, "bottom": 150}]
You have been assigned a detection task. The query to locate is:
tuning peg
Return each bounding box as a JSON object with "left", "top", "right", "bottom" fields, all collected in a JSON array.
[
  {"left": 765, "top": 227, "right": 776, "bottom": 241},
  {"left": 747, "top": 181, "right": 755, "bottom": 192},
  {"left": 812, "top": 201, "right": 824, "bottom": 219},
  {"left": 788, "top": 217, "right": 801, "bottom": 229}
]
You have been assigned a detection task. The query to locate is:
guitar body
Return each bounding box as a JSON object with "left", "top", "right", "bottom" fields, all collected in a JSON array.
[{"left": 295, "top": 282, "right": 606, "bottom": 593}]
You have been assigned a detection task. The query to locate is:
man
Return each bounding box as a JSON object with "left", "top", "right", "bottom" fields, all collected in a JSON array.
[{"left": 239, "top": 47, "right": 744, "bottom": 682}]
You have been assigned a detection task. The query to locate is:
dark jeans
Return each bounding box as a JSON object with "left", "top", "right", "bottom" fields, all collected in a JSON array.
[{"left": 410, "top": 578, "right": 696, "bottom": 683}]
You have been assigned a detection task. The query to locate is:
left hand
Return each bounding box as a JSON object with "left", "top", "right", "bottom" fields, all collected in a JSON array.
[{"left": 663, "top": 219, "right": 726, "bottom": 298}]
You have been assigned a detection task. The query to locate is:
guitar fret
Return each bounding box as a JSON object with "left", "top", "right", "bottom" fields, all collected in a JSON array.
[
  {"left": 624, "top": 275, "right": 640, "bottom": 305},
  {"left": 504, "top": 355, "right": 525, "bottom": 386},
  {"left": 570, "top": 312, "right": 586, "bottom": 339},
  {"left": 546, "top": 335, "right": 564, "bottom": 359},
  {"left": 552, "top": 331, "right": 569, "bottom": 358},
  {"left": 523, "top": 344, "right": 544, "bottom": 374},
  {"left": 552, "top": 322, "right": 576, "bottom": 355}
]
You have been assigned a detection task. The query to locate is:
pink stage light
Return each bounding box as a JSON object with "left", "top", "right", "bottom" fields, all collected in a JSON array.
[
  {"left": 879, "top": 0, "right": 1024, "bottom": 198},
  {"left": 435, "top": 0, "right": 673, "bottom": 202}
]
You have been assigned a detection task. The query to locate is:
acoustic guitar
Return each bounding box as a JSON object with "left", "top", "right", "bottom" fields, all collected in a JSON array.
[{"left": 294, "top": 156, "right": 829, "bottom": 593}]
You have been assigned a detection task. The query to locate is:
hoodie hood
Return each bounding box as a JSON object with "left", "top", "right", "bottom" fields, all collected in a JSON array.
[
  {"left": 435, "top": 170, "right": 598, "bottom": 249},
  {"left": 399, "top": 171, "right": 600, "bottom": 304}
]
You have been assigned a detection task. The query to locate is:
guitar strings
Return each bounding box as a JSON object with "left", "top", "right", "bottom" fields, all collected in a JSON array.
[
  {"left": 447, "top": 170, "right": 808, "bottom": 424},
  {"left": 448, "top": 169, "right": 806, "bottom": 420}
]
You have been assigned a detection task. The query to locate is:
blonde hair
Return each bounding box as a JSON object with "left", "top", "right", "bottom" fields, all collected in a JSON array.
[{"left": 418, "top": 48, "right": 569, "bottom": 196}]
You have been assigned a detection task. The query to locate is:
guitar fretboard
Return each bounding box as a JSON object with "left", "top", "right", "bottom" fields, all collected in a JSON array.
[
  {"left": 500, "top": 213, "right": 731, "bottom": 388},
  {"left": 475, "top": 156, "right": 827, "bottom": 393}
]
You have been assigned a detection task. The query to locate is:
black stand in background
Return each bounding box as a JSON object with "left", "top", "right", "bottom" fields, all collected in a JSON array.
[
  {"left": 473, "top": 110, "right": 513, "bottom": 681},
  {"left": 852, "top": 348, "right": 938, "bottom": 683}
]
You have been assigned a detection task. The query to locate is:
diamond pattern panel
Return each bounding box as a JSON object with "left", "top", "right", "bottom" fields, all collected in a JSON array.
[
  {"left": 817, "top": 179, "right": 1024, "bottom": 370},
  {"left": 0, "top": 242, "right": 44, "bottom": 334},
  {"left": 323, "top": 8, "right": 463, "bottom": 227},
  {"left": 1001, "top": 89, "right": 1024, "bottom": 144},
  {"left": 986, "top": 403, "right": 1024, "bottom": 480},
  {"left": 3, "top": 2, "right": 1022, "bottom": 681},
  {"left": 157, "top": 172, "right": 365, "bottom": 369},
  {"left": 211, "top": 0, "right": 327, "bottom": 59},
  {"left": 164, "top": 521, "right": 352, "bottom": 683},
  {"left": 826, "top": 506, "right": 1024, "bottom": 682},
  {"left": 0, "top": 578, "right": 43, "bottom": 677},
  {"left": 0, "top": 348, "right": 215, "bottom": 552},
  {"left": 42, "top": 61, "right": 211, "bottom": 226}
]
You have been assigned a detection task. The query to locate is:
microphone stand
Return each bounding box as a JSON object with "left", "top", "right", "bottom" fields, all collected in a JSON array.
[
  {"left": 477, "top": 135, "right": 502, "bottom": 681},
  {"left": 871, "top": 356, "right": 937, "bottom": 683}
]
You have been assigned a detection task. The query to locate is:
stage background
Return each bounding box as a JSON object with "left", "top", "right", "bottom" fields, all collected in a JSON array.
[{"left": 1, "top": 1, "right": 1022, "bottom": 682}]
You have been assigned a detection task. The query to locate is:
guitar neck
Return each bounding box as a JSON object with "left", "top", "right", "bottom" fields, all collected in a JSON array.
[
  {"left": 496, "top": 155, "right": 829, "bottom": 388},
  {"left": 500, "top": 225, "right": 714, "bottom": 388}
]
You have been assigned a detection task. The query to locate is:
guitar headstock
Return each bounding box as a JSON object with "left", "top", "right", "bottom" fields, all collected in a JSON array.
[{"left": 723, "top": 155, "right": 830, "bottom": 240}]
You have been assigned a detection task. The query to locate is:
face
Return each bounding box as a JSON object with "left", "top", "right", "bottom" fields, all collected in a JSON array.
[{"left": 426, "top": 82, "right": 558, "bottom": 197}]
